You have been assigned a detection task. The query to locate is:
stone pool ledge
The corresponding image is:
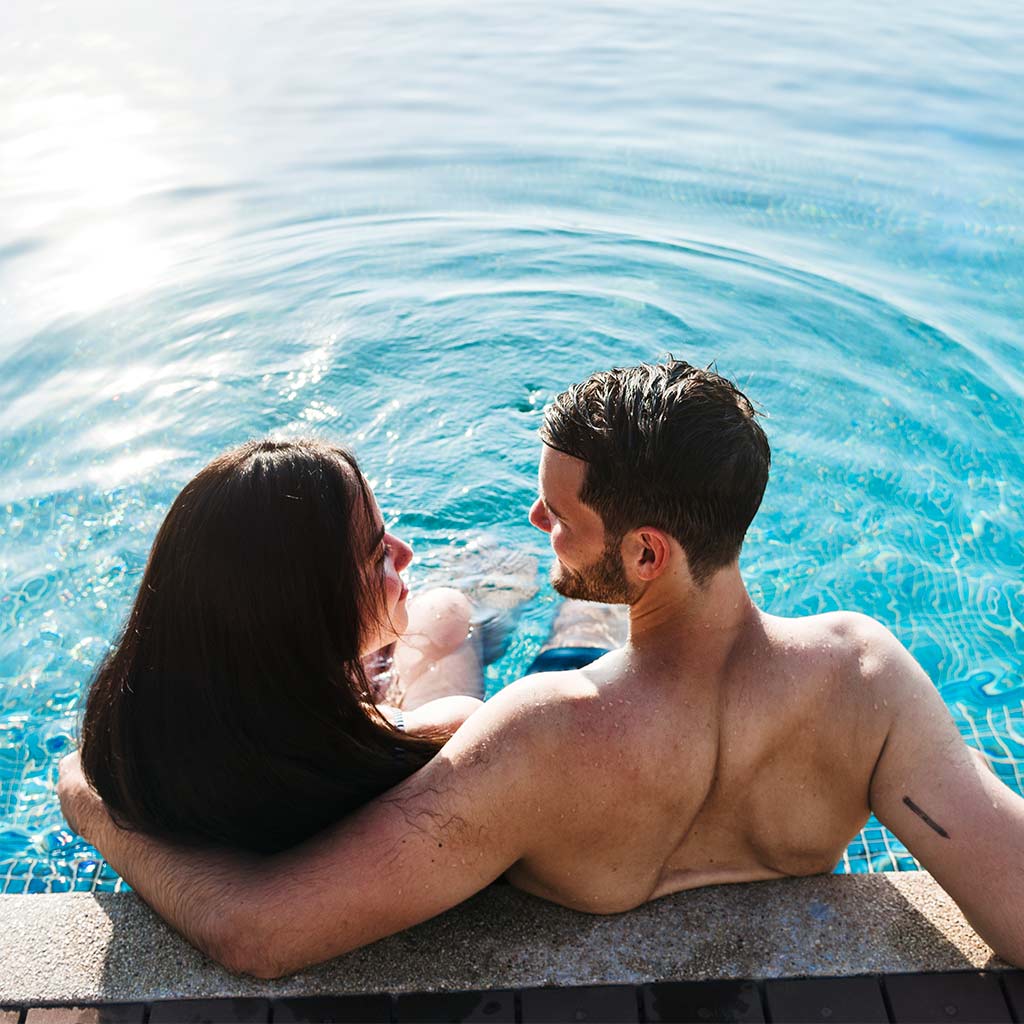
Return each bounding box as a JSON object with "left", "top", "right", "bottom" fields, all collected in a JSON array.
[{"left": 0, "top": 872, "right": 1006, "bottom": 1005}]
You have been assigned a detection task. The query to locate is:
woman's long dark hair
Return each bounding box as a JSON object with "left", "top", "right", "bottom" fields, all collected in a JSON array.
[{"left": 80, "top": 439, "right": 444, "bottom": 853}]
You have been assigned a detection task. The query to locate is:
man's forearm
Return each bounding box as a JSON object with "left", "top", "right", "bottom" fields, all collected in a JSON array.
[
  {"left": 87, "top": 814, "right": 262, "bottom": 973},
  {"left": 61, "top": 689, "right": 550, "bottom": 980}
]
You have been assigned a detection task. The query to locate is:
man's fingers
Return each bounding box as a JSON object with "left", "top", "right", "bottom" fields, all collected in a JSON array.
[
  {"left": 58, "top": 749, "right": 81, "bottom": 779},
  {"left": 56, "top": 750, "right": 92, "bottom": 836},
  {"left": 57, "top": 750, "right": 85, "bottom": 797}
]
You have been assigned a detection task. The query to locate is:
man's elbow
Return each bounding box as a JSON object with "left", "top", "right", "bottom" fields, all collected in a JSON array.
[
  {"left": 206, "top": 927, "right": 290, "bottom": 979},
  {"left": 994, "top": 946, "right": 1024, "bottom": 970},
  {"left": 987, "top": 931, "right": 1024, "bottom": 970},
  {"left": 204, "top": 909, "right": 320, "bottom": 980},
  {"left": 231, "top": 950, "right": 292, "bottom": 981},
  {"left": 965, "top": 911, "right": 1024, "bottom": 971},
  {"left": 190, "top": 884, "right": 359, "bottom": 978},
  {"left": 222, "top": 941, "right": 325, "bottom": 980},
  {"left": 189, "top": 901, "right": 284, "bottom": 979}
]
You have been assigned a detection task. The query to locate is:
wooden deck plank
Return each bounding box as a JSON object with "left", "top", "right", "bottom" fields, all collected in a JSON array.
[
  {"left": 884, "top": 971, "right": 1012, "bottom": 1023},
  {"left": 1000, "top": 971, "right": 1024, "bottom": 1021},
  {"left": 395, "top": 988, "right": 515, "bottom": 1022},
  {"left": 642, "top": 979, "right": 764, "bottom": 1022},
  {"left": 148, "top": 998, "right": 270, "bottom": 1023},
  {"left": 519, "top": 984, "right": 639, "bottom": 1023},
  {"left": 23, "top": 1007, "right": 145, "bottom": 1024},
  {"left": 9, "top": 968, "right": 1024, "bottom": 1024},
  {"left": 271, "top": 994, "right": 392, "bottom": 1022},
  {"left": 763, "top": 976, "right": 888, "bottom": 1023}
]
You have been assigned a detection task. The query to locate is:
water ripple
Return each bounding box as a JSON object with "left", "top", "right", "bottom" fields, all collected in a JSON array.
[{"left": 1, "top": 0, "right": 1022, "bottom": 884}]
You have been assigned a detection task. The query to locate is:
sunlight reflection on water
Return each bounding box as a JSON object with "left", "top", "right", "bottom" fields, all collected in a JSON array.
[{"left": 1, "top": 0, "right": 1022, "bottom": 887}]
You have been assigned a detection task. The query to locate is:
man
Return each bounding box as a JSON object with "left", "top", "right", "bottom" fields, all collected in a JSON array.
[{"left": 59, "top": 360, "right": 1024, "bottom": 977}]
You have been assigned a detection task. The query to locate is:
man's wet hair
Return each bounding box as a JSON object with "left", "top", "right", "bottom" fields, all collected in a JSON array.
[{"left": 540, "top": 359, "right": 770, "bottom": 585}]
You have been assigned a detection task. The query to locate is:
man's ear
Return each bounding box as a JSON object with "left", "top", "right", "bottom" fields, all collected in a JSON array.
[{"left": 622, "top": 527, "right": 673, "bottom": 581}]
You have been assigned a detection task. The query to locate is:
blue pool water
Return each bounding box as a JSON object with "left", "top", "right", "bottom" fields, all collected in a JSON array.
[{"left": 1, "top": 1, "right": 1022, "bottom": 892}]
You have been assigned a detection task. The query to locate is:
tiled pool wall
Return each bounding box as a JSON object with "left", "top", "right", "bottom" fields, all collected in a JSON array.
[
  {"left": 5, "top": 686, "right": 1024, "bottom": 893},
  {"left": 5, "top": 696, "right": 1024, "bottom": 892},
  {"left": 1, "top": 831, "right": 920, "bottom": 896},
  {"left": 0, "top": 831, "right": 914, "bottom": 895}
]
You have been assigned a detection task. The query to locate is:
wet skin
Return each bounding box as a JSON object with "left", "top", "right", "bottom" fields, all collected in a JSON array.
[{"left": 59, "top": 447, "right": 1024, "bottom": 974}]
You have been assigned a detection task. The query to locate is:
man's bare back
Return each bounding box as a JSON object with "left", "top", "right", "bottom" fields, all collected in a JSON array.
[{"left": 505, "top": 610, "right": 889, "bottom": 912}]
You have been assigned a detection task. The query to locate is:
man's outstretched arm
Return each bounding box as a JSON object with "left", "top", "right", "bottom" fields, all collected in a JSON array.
[
  {"left": 58, "top": 766, "right": 264, "bottom": 969},
  {"left": 864, "top": 620, "right": 1024, "bottom": 965},
  {"left": 60, "top": 679, "right": 564, "bottom": 978}
]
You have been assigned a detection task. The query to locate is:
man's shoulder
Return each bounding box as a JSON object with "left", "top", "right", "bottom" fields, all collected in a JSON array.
[
  {"left": 460, "top": 667, "right": 602, "bottom": 755},
  {"left": 488, "top": 666, "right": 601, "bottom": 719},
  {"left": 845, "top": 609, "right": 900, "bottom": 638},
  {"left": 784, "top": 608, "right": 896, "bottom": 651},
  {"left": 430, "top": 668, "right": 603, "bottom": 803},
  {"left": 787, "top": 609, "right": 909, "bottom": 687}
]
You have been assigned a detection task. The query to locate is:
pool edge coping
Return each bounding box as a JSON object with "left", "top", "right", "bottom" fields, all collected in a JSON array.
[{"left": 0, "top": 871, "right": 1007, "bottom": 1004}]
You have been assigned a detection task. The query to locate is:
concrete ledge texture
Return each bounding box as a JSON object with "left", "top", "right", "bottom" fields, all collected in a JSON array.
[{"left": 0, "top": 873, "right": 1008, "bottom": 1005}]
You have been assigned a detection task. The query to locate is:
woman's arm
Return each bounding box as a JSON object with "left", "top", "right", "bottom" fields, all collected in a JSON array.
[
  {"left": 380, "top": 695, "right": 483, "bottom": 736},
  {"left": 59, "top": 680, "right": 560, "bottom": 978}
]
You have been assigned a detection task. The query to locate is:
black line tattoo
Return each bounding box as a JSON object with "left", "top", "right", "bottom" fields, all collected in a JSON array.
[{"left": 903, "top": 796, "right": 950, "bottom": 839}]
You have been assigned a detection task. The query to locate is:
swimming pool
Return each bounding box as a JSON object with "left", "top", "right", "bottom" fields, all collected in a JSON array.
[{"left": 1, "top": 0, "right": 1022, "bottom": 892}]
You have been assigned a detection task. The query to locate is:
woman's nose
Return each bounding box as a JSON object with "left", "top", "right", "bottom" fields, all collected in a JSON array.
[
  {"left": 529, "top": 498, "right": 551, "bottom": 533},
  {"left": 390, "top": 534, "right": 414, "bottom": 570}
]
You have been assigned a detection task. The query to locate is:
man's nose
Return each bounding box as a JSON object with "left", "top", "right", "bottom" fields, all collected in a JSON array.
[{"left": 529, "top": 498, "right": 551, "bottom": 533}]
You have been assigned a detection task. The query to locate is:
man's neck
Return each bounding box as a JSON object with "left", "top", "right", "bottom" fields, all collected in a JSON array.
[{"left": 626, "top": 566, "right": 758, "bottom": 678}]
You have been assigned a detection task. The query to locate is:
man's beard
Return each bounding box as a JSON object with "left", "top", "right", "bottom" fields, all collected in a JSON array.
[{"left": 551, "top": 540, "right": 639, "bottom": 604}]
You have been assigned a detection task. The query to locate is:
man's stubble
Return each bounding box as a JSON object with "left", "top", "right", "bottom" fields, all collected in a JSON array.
[{"left": 550, "top": 538, "right": 641, "bottom": 605}]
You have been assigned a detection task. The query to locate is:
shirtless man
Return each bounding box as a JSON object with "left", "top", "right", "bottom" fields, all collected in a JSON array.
[{"left": 59, "top": 359, "right": 1024, "bottom": 976}]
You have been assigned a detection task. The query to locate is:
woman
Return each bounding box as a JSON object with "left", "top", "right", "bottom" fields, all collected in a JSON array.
[{"left": 80, "top": 438, "right": 483, "bottom": 854}]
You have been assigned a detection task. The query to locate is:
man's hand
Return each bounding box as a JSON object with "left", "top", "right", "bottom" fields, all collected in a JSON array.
[
  {"left": 58, "top": 751, "right": 108, "bottom": 842},
  {"left": 58, "top": 749, "right": 262, "bottom": 974}
]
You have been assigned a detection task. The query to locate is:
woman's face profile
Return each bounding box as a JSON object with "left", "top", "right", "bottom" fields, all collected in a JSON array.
[{"left": 358, "top": 487, "right": 413, "bottom": 655}]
